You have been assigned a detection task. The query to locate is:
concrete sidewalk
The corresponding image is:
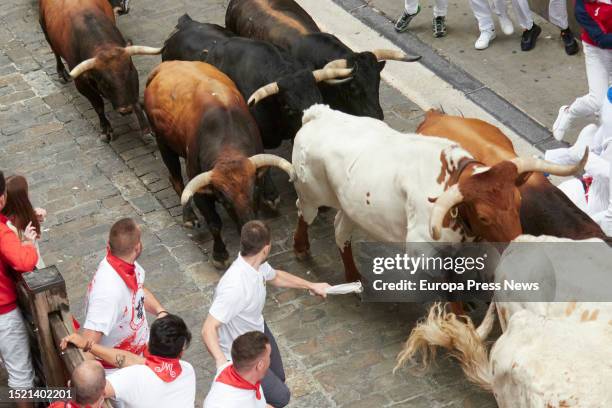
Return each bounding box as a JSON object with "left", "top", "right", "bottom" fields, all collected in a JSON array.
[{"left": 359, "top": 0, "right": 592, "bottom": 145}]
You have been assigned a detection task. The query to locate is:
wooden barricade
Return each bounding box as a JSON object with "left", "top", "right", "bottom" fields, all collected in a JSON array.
[{"left": 16, "top": 266, "right": 110, "bottom": 408}]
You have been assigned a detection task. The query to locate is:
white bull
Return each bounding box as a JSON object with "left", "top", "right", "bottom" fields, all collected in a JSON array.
[
  {"left": 396, "top": 234, "right": 612, "bottom": 408},
  {"left": 290, "top": 105, "right": 587, "bottom": 282}
]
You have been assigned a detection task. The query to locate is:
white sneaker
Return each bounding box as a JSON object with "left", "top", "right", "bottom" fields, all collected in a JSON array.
[
  {"left": 498, "top": 15, "right": 514, "bottom": 35},
  {"left": 475, "top": 30, "right": 496, "bottom": 50},
  {"left": 552, "top": 105, "right": 571, "bottom": 141}
]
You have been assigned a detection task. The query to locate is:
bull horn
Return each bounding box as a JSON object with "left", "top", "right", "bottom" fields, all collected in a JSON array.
[
  {"left": 249, "top": 154, "right": 295, "bottom": 182},
  {"left": 180, "top": 171, "right": 214, "bottom": 206},
  {"left": 247, "top": 83, "right": 279, "bottom": 107},
  {"left": 371, "top": 49, "right": 421, "bottom": 62},
  {"left": 323, "top": 59, "right": 349, "bottom": 69},
  {"left": 312, "top": 67, "right": 354, "bottom": 84},
  {"left": 510, "top": 147, "right": 588, "bottom": 177},
  {"left": 69, "top": 58, "right": 98, "bottom": 78},
  {"left": 124, "top": 46, "right": 163, "bottom": 56},
  {"left": 429, "top": 184, "right": 464, "bottom": 241}
]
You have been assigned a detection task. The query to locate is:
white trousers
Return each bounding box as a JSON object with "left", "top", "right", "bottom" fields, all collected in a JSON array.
[
  {"left": 469, "top": 0, "right": 511, "bottom": 31},
  {"left": 0, "top": 308, "right": 34, "bottom": 388},
  {"left": 511, "top": 0, "right": 569, "bottom": 30},
  {"left": 404, "top": 0, "right": 448, "bottom": 17},
  {"left": 567, "top": 42, "right": 612, "bottom": 120},
  {"left": 547, "top": 96, "right": 612, "bottom": 234}
]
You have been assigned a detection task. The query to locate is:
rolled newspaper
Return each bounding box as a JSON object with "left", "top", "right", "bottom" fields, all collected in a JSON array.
[{"left": 325, "top": 281, "right": 363, "bottom": 295}]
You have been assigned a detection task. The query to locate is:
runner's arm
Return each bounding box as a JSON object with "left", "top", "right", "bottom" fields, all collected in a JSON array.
[
  {"left": 268, "top": 269, "right": 331, "bottom": 298},
  {"left": 143, "top": 287, "right": 167, "bottom": 317},
  {"left": 61, "top": 332, "right": 145, "bottom": 368},
  {"left": 202, "top": 314, "right": 229, "bottom": 368}
]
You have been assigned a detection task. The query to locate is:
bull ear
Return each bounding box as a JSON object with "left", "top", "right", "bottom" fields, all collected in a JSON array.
[
  {"left": 378, "top": 61, "right": 386, "bottom": 72},
  {"left": 515, "top": 171, "right": 533, "bottom": 187}
]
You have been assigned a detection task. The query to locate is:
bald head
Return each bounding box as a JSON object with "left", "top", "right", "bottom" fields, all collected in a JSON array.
[
  {"left": 108, "top": 218, "right": 141, "bottom": 258},
  {"left": 72, "top": 360, "right": 105, "bottom": 405}
]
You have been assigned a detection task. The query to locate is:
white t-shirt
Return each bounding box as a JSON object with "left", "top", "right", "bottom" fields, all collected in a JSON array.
[
  {"left": 203, "top": 362, "right": 266, "bottom": 408},
  {"left": 208, "top": 255, "right": 277, "bottom": 359},
  {"left": 84, "top": 258, "right": 149, "bottom": 357},
  {"left": 107, "top": 361, "right": 196, "bottom": 408}
]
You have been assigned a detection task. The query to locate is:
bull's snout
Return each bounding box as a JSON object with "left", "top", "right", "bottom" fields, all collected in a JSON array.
[{"left": 117, "top": 105, "right": 133, "bottom": 115}]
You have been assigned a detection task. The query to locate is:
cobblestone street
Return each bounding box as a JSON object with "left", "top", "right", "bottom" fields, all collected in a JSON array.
[{"left": 0, "top": 0, "right": 496, "bottom": 406}]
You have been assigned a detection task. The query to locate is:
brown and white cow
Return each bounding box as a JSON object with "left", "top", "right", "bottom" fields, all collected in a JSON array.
[
  {"left": 39, "top": 0, "right": 160, "bottom": 141},
  {"left": 417, "top": 110, "right": 610, "bottom": 241},
  {"left": 145, "top": 61, "right": 294, "bottom": 268},
  {"left": 290, "top": 105, "right": 586, "bottom": 282},
  {"left": 396, "top": 234, "right": 612, "bottom": 408}
]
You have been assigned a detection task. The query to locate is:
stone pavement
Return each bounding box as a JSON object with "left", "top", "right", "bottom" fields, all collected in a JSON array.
[{"left": 0, "top": 0, "right": 496, "bottom": 407}]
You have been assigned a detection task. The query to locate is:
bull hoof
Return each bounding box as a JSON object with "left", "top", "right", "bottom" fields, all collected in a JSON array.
[
  {"left": 294, "top": 248, "right": 311, "bottom": 261},
  {"left": 211, "top": 257, "right": 231, "bottom": 270},
  {"left": 262, "top": 197, "right": 280, "bottom": 212}
]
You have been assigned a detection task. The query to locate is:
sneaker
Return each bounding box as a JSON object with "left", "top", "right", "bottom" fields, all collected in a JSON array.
[
  {"left": 561, "top": 28, "right": 579, "bottom": 55},
  {"left": 552, "top": 105, "right": 571, "bottom": 141},
  {"left": 498, "top": 14, "right": 514, "bottom": 35},
  {"left": 395, "top": 6, "right": 420, "bottom": 33},
  {"left": 433, "top": 16, "right": 447, "bottom": 38},
  {"left": 475, "top": 29, "right": 496, "bottom": 50},
  {"left": 520, "top": 23, "right": 541, "bottom": 51}
]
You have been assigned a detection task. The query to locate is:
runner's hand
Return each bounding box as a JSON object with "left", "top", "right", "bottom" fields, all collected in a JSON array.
[
  {"left": 60, "top": 333, "right": 87, "bottom": 350},
  {"left": 308, "top": 282, "right": 332, "bottom": 298},
  {"left": 23, "top": 222, "right": 37, "bottom": 242}
]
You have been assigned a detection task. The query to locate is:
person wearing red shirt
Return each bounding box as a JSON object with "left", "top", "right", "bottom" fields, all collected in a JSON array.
[
  {"left": 0, "top": 171, "right": 39, "bottom": 408},
  {"left": 48, "top": 360, "right": 106, "bottom": 408}
]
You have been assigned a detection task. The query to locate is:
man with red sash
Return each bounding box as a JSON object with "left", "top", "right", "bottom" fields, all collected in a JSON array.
[
  {"left": 204, "top": 331, "right": 273, "bottom": 408},
  {"left": 48, "top": 360, "right": 106, "bottom": 408},
  {"left": 81, "top": 218, "right": 167, "bottom": 372},
  {"left": 0, "top": 171, "right": 39, "bottom": 408},
  {"left": 61, "top": 314, "right": 196, "bottom": 408}
]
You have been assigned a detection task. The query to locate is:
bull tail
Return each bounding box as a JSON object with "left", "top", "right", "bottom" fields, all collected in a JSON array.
[{"left": 394, "top": 302, "right": 495, "bottom": 392}]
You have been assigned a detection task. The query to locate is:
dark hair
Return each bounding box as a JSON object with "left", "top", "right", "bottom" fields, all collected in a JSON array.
[
  {"left": 240, "top": 220, "right": 271, "bottom": 256},
  {"left": 72, "top": 360, "right": 106, "bottom": 405},
  {"left": 109, "top": 218, "right": 140, "bottom": 257},
  {"left": 0, "top": 171, "right": 5, "bottom": 196},
  {"left": 231, "top": 331, "right": 269, "bottom": 371},
  {"left": 2, "top": 175, "right": 40, "bottom": 236},
  {"left": 148, "top": 314, "right": 192, "bottom": 358}
]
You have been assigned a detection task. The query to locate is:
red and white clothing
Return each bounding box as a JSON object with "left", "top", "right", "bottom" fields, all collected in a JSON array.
[
  {"left": 204, "top": 362, "right": 267, "bottom": 408},
  {"left": 84, "top": 253, "right": 148, "bottom": 371},
  {"left": 48, "top": 401, "right": 93, "bottom": 407},
  {"left": 106, "top": 352, "right": 196, "bottom": 408}
]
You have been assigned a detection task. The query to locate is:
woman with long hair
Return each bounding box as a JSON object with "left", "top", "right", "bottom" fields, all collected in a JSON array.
[{"left": 1, "top": 175, "right": 46, "bottom": 269}]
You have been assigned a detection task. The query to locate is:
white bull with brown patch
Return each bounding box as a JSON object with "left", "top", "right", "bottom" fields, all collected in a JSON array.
[
  {"left": 396, "top": 234, "right": 612, "bottom": 408},
  {"left": 291, "top": 105, "right": 587, "bottom": 282}
]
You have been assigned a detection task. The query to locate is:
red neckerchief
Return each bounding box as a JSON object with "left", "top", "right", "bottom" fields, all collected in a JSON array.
[
  {"left": 48, "top": 401, "right": 93, "bottom": 408},
  {"left": 106, "top": 249, "right": 137, "bottom": 292},
  {"left": 144, "top": 348, "right": 182, "bottom": 382},
  {"left": 215, "top": 364, "right": 262, "bottom": 400},
  {"left": 0, "top": 214, "right": 8, "bottom": 225}
]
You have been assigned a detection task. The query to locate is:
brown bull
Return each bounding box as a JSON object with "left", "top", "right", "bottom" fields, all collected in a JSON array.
[
  {"left": 144, "top": 61, "right": 294, "bottom": 268},
  {"left": 418, "top": 110, "right": 608, "bottom": 240},
  {"left": 39, "top": 0, "right": 160, "bottom": 141}
]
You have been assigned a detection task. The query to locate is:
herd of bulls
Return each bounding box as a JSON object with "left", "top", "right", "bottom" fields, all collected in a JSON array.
[{"left": 36, "top": 0, "right": 612, "bottom": 405}]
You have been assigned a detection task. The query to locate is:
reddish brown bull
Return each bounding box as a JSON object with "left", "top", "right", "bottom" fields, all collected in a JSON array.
[
  {"left": 418, "top": 110, "right": 609, "bottom": 241},
  {"left": 144, "top": 61, "right": 294, "bottom": 268},
  {"left": 39, "top": 0, "right": 160, "bottom": 141}
]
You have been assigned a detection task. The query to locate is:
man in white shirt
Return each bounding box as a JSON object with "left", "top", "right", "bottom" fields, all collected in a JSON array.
[
  {"left": 204, "top": 331, "right": 273, "bottom": 408},
  {"left": 81, "top": 218, "right": 167, "bottom": 371},
  {"left": 202, "top": 220, "right": 331, "bottom": 407},
  {"left": 61, "top": 314, "right": 196, "bottom": 408}
]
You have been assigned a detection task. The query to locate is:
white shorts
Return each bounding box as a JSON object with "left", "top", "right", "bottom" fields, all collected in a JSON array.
[{"left": 0, "top": 308, "right": 34, "bottom": 388}]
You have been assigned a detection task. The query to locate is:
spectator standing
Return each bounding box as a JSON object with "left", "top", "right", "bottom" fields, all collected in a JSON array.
[
  {"left": 394, "top": 0, "right": 449, "bottom": 38},
  {"left": 48, "top": 360, "right": 106, "bottom": 408},
  {"left": 61, "top": 314, "right": 196, "bottom": 408},
  {"left": 469, "top": 0, "right": 515, "bottom": 49},
  {"left": 204, "top": 331, "right": 273, "bottom": 408},
  {"left": 2, "top": 175, "right": 46, "bottom": 269},
  {"left": 202, "top": 220, "right": 331, "bottom": 408},
  {"left": 81, "top": 218, "right": 167, "bottom": 372},
  {"left": 552, "top": 0, "right": 612, "bottom": 141},
  {"left": 0, "top": 170, "right": 38, "bottom": 408}
]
